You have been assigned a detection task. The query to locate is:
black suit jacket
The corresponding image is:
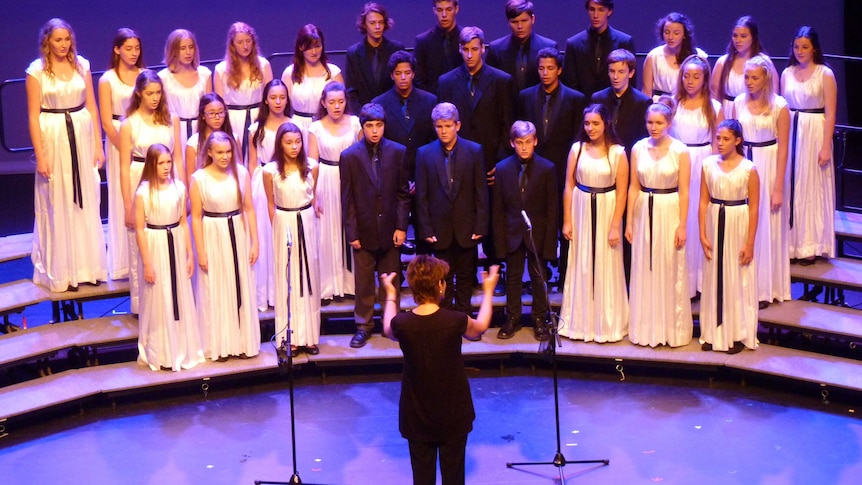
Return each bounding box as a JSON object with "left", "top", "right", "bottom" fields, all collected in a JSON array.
[
  {"left": 344, "top": 37, "right": 406, "bottom": 114},
  {"left": 517, "top": 83, "right": 587, "bottom": 188},
  {"left": 415, "top": 138, "right": 489, "bottom": 250},
  {"left": 340, "top": 138, "right": 411, "bottom": 251},
  {"left": 492, "top": 154, "right": 558, "bottom": 260},
  {"left": 590, "top": 86, "right": 651, "bottom": 157},
  {"left": 437, "top": 64, "right": 515, "bottom": 172},
  {"left": 372, "top": 86, "right": 438, "bottom": 180},
  {"left": 562, "top": 26, "right": 635, "bottom": 97},
  {"left": 414, "top": 24, "right": 463, "bottom": 95},
  {"left": 485, "top": 33, "right": 558, "bottom": 94}
]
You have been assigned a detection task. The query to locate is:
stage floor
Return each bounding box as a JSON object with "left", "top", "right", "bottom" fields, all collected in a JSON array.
[{"left": 1, "top": 369, "right": 860, "bottom": 485}]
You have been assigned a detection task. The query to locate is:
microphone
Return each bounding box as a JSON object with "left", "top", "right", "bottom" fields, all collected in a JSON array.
[
  {"left": 521, "top": 210, "right": 532, "bottom": 230},
  {"left": 286, "top": 225, "right": 293, "bottom": 248}
]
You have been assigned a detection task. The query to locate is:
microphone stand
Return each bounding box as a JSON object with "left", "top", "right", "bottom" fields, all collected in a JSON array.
[
  {"left": 257, "top": 224, "right": 322, "bottom": 485},
  {"left": 505, "top": 211, "right": 609, "bottom": 483}
]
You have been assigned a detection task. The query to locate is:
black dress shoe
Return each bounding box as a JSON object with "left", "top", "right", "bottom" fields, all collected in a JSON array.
[
  {"left": 726, "top": 342, "right": 746, "bottom": 354},
  {"left": 304, "top": 345, "right": 320, "bottom": 355},
  {"left": 350, "top": 329, "right": 372, "bottom": 348},
  {"left": 758, "top": 301, "right": 770, "bottom": 310},
  {"left": 497, "top": 318, "right": 521, "bottom": 339},
  {"left": 290, "top": 346, "right": 300, "bottom": 357},
  {"left": 399, "top": 240, "right": 416, "bottom": 255},
  {"left": 532, "top": 317, "right": 551, "bottom": 342},
  {"left": 701, "top": 342, "right": 713, "bottom": 351}
]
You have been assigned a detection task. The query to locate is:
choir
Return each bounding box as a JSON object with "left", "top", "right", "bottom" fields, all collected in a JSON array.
[{"left": 23, "top": 2, "right": 838, "bottom": 371}]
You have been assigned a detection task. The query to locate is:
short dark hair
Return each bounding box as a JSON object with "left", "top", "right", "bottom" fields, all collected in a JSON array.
[
  {"left": 406, "top": 255, "right": 450, "bottom": 304},
  {"left": 505, "top": 0, "right": 534, "bottom": 19},
  {"left": 388, "top": 50, "right": 416, "bottom": 73},
  {"left": 606, "top": 48, "right": 636, "bottom": 71},
  {"left": 537, "top": 47, "right": 563, "bottom": 68},
  {"left": 584, "top": 0, "right": 614, "bottom": 9},
  {"left": 359, "top": 103, "right": 386, "bottom": 125}
]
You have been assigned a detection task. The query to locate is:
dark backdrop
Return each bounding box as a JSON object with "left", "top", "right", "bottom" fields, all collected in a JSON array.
[{"left": 0, "top": 0, "right": 850, "bottom": 231}]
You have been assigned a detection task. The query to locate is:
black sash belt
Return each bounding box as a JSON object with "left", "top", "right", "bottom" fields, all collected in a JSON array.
[
  {"left": 653, "top": 89, "right": 671, "bottom": 97},
  {"left": 276, "top": 202, "right": 313, "bottom": 297},
  {"left": 743, "top": 139, "right": 777, "bottom": 163},
  {"left": 203, "top": 208, "right": 243, "bottom": 319},
  {"left": 293, "top": 110, "right": 316, "bottom": 118},
  {"left": 685, "top": 141, "right": 711, "bottom": 148},
  {"left": 709, "top": 197, "right": 747, "bottom": 327},
  {"left": 578, "top": 183, "right": 615, "bottom": 297},
  {"left": 318, "top": 158, "right": 339, "bottom": 167},
  {"left": 180, "top": 116, "right": 195, "bottom": 140},
  {"left": 111, "top": 114, "right": 122, "bottom": 121},
  {"left": 147, "top": 221, "right": 181, "bottom": 321},
  {"left": 724, "top": 94, "right": 736, "bottom": 103},
  {"left": 42, "top": 103, "right": 85, "bottom": 209},
  {"left": 789, "top": 107, "right": 825, "bottom": 228},
  {"left": 226, "top": 102, "right": 260, "bottom": 163},
  {"left": 641, "top": 186, "right": 678, "bottom": 271},
  {"left": 132, "top": 156, "right": 145, "bottom": 163}
]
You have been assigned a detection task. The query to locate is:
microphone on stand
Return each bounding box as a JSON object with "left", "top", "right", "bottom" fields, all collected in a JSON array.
[{"left": 521, "top": 210, "right": 532, "bottom": 231}]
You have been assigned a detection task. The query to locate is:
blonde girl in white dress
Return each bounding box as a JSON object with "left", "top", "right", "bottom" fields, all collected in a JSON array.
[
  {"left": 214, "top": 22, "right": 272, "bottom": 165},
  {"left": 642, "top": 12, "right": 707, "bottom": 100},
  {"left": 626, "top": 98, "right": 693, "bottom": 348},
  {"left": 157, "top": 28, "right": 212, "bottom": 179},
  {"left": 732, "top": 55, "right": 791, "bottom": 307},
  {"left": 263, "top": 123, "right": 322, "bottom": 356},
  {"left": 671, "top": 55, "right": 723, "bottom": 298},
  {"left": 119, "top": 70, "right": 182, "bottom": 313},
  {"left": 248, "top": 80, "right": 291, "bottom": 311},
  {"left": 698, "top": 120, "right": 760, "bottom": 354},
  {"left": 134, "top": 143, "right": 204, "bottom": 371},
  {"left": 308, "top": 82, "right": 361, "bottom": 301},
  {"left": 190, "top": 132, "right": 261, "bottom": 360},
  {"left": 781, "top": 26, "right": 838, "bottom": 262},
  {"left": 99, "top": 28, "right": 142, "bottom": 281},
  {"left": 26, "top": 18, "right": 106, "bottom": 292}
]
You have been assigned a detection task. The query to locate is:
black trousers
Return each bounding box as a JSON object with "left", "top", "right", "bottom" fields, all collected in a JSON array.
[
  {"left": 505, "top": 242, "right": 548, "bottom": 319},
  {"left": 352, "top": 246, "right": 401, "bottom": 331},
  {"left": 408, "top": 434, "right": 468, "bottom": 485},
  {"left": 434, "top": 242, "right": 477, "bottom": 313}
]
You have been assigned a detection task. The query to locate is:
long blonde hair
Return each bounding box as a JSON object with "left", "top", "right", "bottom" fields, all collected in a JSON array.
[
  {"left": 743, "top": 55, "right": 777, "bottom": 111},
  {"left": 199, "top": 131, "right": 244, "bottom": 207},
  {"left": 224, "top": 22, "right": 264, "bottom": 90},
  {"left": 38, "top": 18, "right": 82, "bottom": 77},
  {"left": 675, "top": 55, "right": 716, "bottom": 137}
]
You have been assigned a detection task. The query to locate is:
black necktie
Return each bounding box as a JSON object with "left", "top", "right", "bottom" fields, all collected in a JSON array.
[
  {"left": 444, "top": 149, "right": 453, "bottom": 190},
  {"left": 519, "top": 162, "right": 528, "bottom": 204},
  {"left": 371, "top": 146, "right": 380, "bottom": 186},
  {"left": 468, "top": 75, "right": 475, "bottom": 98},
  {"left": 371, "top": 47, "right": 381, "bottom": 83},
  {"left": 401, "top": 98, "right": 410, "bottom": 121},
  {"left": 517, "top": 43, "right": 528, "bottom": 90},
  {"left": 613, "top": 96, "right": 622, "bottom": 128},
  {"left": 542, "top": 93, "right": 551, "bottom": 138}
]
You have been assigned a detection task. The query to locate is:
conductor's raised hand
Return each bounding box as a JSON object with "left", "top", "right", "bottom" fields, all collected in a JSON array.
[{"left": 480, "top": 265, "right": 500, "bottom": 294}]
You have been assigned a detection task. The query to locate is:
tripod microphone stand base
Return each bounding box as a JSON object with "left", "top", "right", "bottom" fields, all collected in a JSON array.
[{"left": 506, "top": 453, "right": 609, "bottom": 484}]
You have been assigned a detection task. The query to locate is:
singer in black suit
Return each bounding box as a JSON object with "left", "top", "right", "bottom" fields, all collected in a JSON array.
[
  {"left": 341, "top": 103, "right": 411, "bottom": 348},
  {"left": 590, "top": 49, "right": 650, "bottom": 158},
  {"left": 492, "top": 121, "right": 558, "bottom": 341},
  {"left": 372, "top": 50, "right": 437, "bottom": 180},
  {"left": 518, "top": 47, "right": 586, "bottom": 287},
  {"left": 562, "top": 0, "right": 635, "bottom": 97},
  {"left": 415, "top": 102, "right": 488, "bottom": 312},
  {"left": 438, "top": 27, "right": 516, "bottom": 174},
  {"left": 485, "top": 0, "right": 558, "bottom": 95},
  {"left": 413, "top": 0, "right": 463, "bottom": 95},
  {"left": 344, "top": 3, "right": 405, "bottom": 114}
]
